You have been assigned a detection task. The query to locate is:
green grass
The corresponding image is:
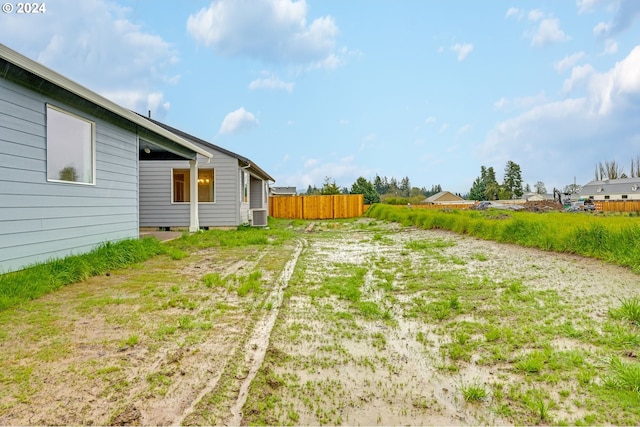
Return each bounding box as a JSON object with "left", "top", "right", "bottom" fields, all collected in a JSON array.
[
  {"left": 607, "top": 357, "right": 640, "bottom": 394},
  {"left": 610, "top": 297, "right": 640, "bottom": 326},
  {"left": 460, "top": 381, "right": 488, "bottom": 402},
  {"left": 365, "top": 204, "right": 640, "bottom": 272},
  {"left": 0, "top": 217, "right": 296, "bottom": 313},
  {"left": 0, "top": 238, "right": 165, "bottom": 312}
]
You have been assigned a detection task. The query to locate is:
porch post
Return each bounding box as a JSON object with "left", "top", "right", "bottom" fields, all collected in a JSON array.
[{"left": 189, "top": 159, "right": 199, "bottom": 232}]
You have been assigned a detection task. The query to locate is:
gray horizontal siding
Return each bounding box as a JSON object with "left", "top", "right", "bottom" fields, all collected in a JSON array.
[
  {"left": 0, "top": 77, "right": 139, "bottom": 273},
  {"left": 139, "top": 152, "right": 240, "bottom": 227}
]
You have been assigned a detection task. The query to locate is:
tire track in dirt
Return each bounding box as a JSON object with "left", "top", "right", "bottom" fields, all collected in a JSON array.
[
  {"left": 226, "top": 238, "right": 304, "bottom": 426},
  {"left": 174, "top": 238, "right": 304, "bottom": 426}
]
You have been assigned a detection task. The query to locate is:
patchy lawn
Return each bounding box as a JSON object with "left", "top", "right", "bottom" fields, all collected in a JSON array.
[{"left": 1, "top": 218, "right": 639, "bottom": 425}]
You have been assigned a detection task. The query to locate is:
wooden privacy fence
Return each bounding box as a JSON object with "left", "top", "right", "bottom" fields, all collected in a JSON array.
[
  {"left": 269, "top": 194, "right": 365, "bottom": 219},
  {"left": 595, "top": 200, "right": 640, "bottom": 212}
]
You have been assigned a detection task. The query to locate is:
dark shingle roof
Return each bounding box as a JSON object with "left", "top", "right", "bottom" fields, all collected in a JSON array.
[
  {"left": 581, "top": 178, "right": 640, "bottom": 196},
  {"left": 138, "top": 115, "right": 275, "bottom": 182}
]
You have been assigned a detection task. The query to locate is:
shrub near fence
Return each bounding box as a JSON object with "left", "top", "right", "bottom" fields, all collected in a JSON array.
[{"left": 269, "top": 194, "right": 365, "bottom": 219}]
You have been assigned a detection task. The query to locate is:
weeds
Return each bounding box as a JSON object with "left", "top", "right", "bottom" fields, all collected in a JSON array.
[
  {"left": 610, "top": 297, "right": 640, "bottom": 326},
  {"left": 460, "top": 381, "right": 487, "bottom": 402},
  {"left": 0, "top": 238, "right": 165, "bottom": 311},
  {"left": 366, "top": 204, "right": 640, "bottom": 272}
]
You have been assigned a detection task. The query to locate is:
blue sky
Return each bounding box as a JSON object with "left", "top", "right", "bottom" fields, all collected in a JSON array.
[{"left": 2, "top": 0, "right": 640, "bottom": 194}]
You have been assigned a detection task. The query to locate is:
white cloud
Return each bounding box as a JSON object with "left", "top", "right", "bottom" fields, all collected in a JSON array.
[
  {"left": 588, "top": 45, "right": 640, "bottom": 114},
  {"left": 425, "top": 116, "right": 437, "bottom": 124},
  {"left": 0, "top": 0, "right": 178, "bottom": 117},
  {"left": 218, "top": 107, "right": 259, "bottom": 134},
  {"left": 494, "top": 97, "right": 509, "bottom": 111},
  {"left": 439, "top": 123, "right": 449, "bottom": 133},
  {"left": 186, "top": 0, "right": 345, "bottom": 69},
  {"left": 451, "top": 43, "right": 474, "bottom": 61},
  {"left": 505, "top": 7, "right": 523, "bottom": 20},
  {"left": 362, "top": 133, "right": 377, "bottom": 142},
  {"left": 287, "top": 155, "right": 372, "bottom": 188},
  {"left": 577, "top": 0, "right": 604, "bottom": 14},
  {"left": 493, "top": 92, "right": 547, "bottom": 112},
  {"left": 339, "top": 119, "right": 349, "bottom": 125},
  {"left": 531, "top": 18, "right": 570, "bottom": 47},
  {"left": 593, "top": 21, "right": 611, "bottom": 37},
  {"left": 101, "top": 90, "right": 171, "bottom": 119},
  {"left": 458, "top": 124, "right": 471, "bottom": 134},
  {"left": 528, "top": 9, "right": 545, "bottom": 21},
  {"left": 563, "top": 64, "right": 595, "bottom": 93},
  {"left": 604, "top": 38, "right": 619, "bottom": 54},
  {"left": 480, "top": 45, "right": 640, "bottom": 187},
  {"left": 554, "top": 52, "right": 586, "bottom": 73},
  {"left": 304, "top": 158, "right": 319, "bottom": 168},
  {"left": 249, "top": 73, "right": 295, "bottom": 92},
  {"left": 591, "top": 0, "right": 640, "bottom": 37}
]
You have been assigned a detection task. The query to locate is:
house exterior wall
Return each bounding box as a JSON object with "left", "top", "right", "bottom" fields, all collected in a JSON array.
[
  {"left": 585, "top": 194, "right": 640, "bottom": 201},
  {"left": 139, "top": 151, "right": 240, "bottom": 227},
  {"left": 0, "top": 77, "right": 139, "bottom": 273},
  {"left": 581, "top": 179, "right": 640, "bottom": 201}
]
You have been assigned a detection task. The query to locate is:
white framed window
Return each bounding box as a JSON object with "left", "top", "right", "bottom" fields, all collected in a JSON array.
[
  {"left": 172, "top": 168, "right": 215, "bottom": 203},
  {"left": 46, "top": 105, "right": 95, "bottom": 184}
]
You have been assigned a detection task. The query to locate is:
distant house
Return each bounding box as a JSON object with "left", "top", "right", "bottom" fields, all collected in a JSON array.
[
  {"left": 0, "top": 43, "right": 213, "bottom": 272},
  {"left": 139, "top": 117, "right": 274, "bottom": 229},
  {"left": 522, "top": 192, "right": 555, "bottom": 202},
  {"left": 422, "top": 191, "right": 465, "bottom": 204},
  {"left": 580, "top": 178, "right": 640, "bottom": 201},
  {"left": 270, "top": 186, "right": 297, "bottom": 197}
]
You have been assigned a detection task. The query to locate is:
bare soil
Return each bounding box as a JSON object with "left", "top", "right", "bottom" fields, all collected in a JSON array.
[{"left": 0, "top": 218, "right": 638, "bottom": 425}]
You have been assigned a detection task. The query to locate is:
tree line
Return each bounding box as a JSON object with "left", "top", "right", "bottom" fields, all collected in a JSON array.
[
  {"left": 302, "top": 155, "right": 640, "bottom": 205},
  {"left": 305, "top": 175, "right": 445, "bottom": 205}
]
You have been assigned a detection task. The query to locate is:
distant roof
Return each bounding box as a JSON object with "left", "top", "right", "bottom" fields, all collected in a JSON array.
[
  {"left": 581, "top": 177, "right": 640, "bottom": 196},
  {"left": 140, "top": 115, "right": 275, "bottom": 182},
  {"left": 0, "top": 43, "right": 212, "bottom": 160},
  {"left": 424, "top": 191, "right": 463, "bottom": 203}
]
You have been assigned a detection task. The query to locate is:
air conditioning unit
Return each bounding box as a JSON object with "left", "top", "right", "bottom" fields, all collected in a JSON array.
[{"left": 250, "top": 209, "right": 268, "bottom": 227}]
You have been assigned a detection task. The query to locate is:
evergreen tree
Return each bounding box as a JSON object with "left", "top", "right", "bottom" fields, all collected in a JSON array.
[
  {"left": 468, "top": 176, "right": 486, "bottom": 201},
  {"left": 484, "top": 166, "right": 500, "bottom": 200},
  {"left": 320, "top": 177, "right": 341, "bottom": 195},
  {"left": 399, "top": 176, "right": 411, "bottom": 197},
  {"left": 388, "top": 177, "right": 399, "bottom": 195},
  {"left": 373, "top": 175, "right": 384, "bottom": 194},
  {"left": 350, "top": 177, "right": 380, "bottom": 204},
  {"left": 502, "top": 161, "right": 523, "bottom": 199}
]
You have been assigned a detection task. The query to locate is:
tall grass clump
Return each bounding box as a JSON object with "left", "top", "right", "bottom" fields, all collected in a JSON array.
[
  {"left": 0, "top": 237, "right": 165, "bottom": 312},
  {"left": 610, "top": 297, "right": 640, "bottom": 326},
  {"left": 166, "top": 219, "right": 294, "bottom": 251},
  {"left": 365, "top": 204, "right": 640, "bottom": 272},
  {"left": 606, "top": 357, "right": 640, "bottom": 394}
]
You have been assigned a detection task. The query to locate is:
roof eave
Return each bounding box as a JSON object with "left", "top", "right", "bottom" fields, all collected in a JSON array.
[{"left": 0, "top": 43, "right": 212, "bottom": 159}]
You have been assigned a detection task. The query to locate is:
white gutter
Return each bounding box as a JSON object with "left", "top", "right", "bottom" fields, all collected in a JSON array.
[{"left": 0, "top": 43, "right": 212, "bottom": 159}]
